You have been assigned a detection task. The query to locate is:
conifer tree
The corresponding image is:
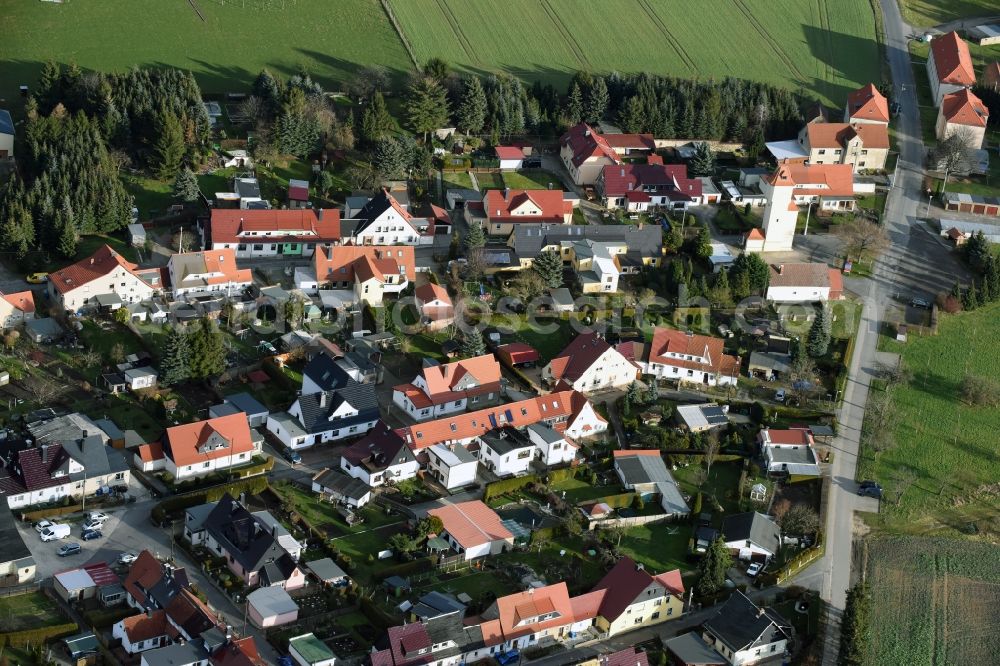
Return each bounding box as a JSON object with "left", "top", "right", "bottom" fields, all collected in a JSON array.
[
  {"left": 160, "top": 325, "right": 191, "bottom": 386},
  {"left": 406, "top": 77, "right": 450, "bottom": 141},
  {"left": 464, "top": 222, "right": 486, "bottom": 250},
  {"left": 173, "top": 167, "right": 201, "bottom": 202},
  {"left": 807, "top": 306, "right": 832, "bottom": 358},
  {"left": 533, "top": 250, "right": 564, "bottom": 289},
  {"left": 461, "top": 328, "right": 486, "bottom": 358},
  {"left": 152, "top": 112, "right": 185, "bottom": 180},
  {"left": 457, "top": 76, "right": 487, "bottom": 136}
]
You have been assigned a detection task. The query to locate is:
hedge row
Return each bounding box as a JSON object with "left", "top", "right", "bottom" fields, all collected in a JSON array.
[
  {"left": 0, "top": 623, "right": 78, "bottom": 648},
  {"left": 546, "top": 467, "right": 576, "bottom": 485},
  {"left": 152, "top": 476, "right": 270, "bottom": 523},
  {"left": 482, "top": 474, "right": 538, "bottom": 503}
]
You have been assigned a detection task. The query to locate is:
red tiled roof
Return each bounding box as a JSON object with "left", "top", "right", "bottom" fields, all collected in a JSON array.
[
  {"left": 603, "top": 133, "right": 656, "bottom": 151},
  {"left": 602, "top": 648, "right": 651, "bottom": 666},
  {"left": 394, "top": 389, "right": 603, "bottom": 449},
  {"left": 288, "top": 183, "right": 309, "bottom": 202},
  {"left": 169, "top": 249, "right": 252, "bottom": 289},
  {"left": 646, "top": 154, "right": 664, "bottom": 165},
  {"left": 985, "top": 62, "right": 1000, "bottom": 88},
  {"left": 83, "top": 561, "right": 119, "bottom": 586},
  {"left": 930, "top": 31, "right": 975, "bottom": 87},
  {"left": 0, "top": 444, "right": 68, "bottom": 494},
  {"left": 600, "top": 164, "right": 702, "bottom": 200},
  {"left": 136, "top": 441, "right": 164, "bottom": 463},
  {"left": 612, "top": 449, "right": 662, "bottom": 458},
  {"left": 547, "top": 332, "right": 634, "bottom": 385},
  {"left": 494, "top": 582, "right": 574, "bottom": 641},
  {"left": 828, "top": 269, "right": 844, "bottom": 298},
  {"left": 806, "top": 122, "right": 889, "bottom": 150},
  {"left": 483, "top": 189, "right": 572, "bottom": 224},
  {"left": 208, "top": 208, "right": 340, "bottom": 246},
  {"left": 766, "top": 162, "right": 855, "bottom": 197},
  {"left": 560, "top": 123, "right": 621, "bottom": 168},
  {"left": 591, "top": 557, "right": 683, "bottom": 622},
  {"left": 427, "top": 500, "right": 513, "bottom": 550},
  {"left": 570, "top": 589, "right": 606, "bottom": 622},
  {"left": 769, "top": 263, "right": 832, "bottom": 288},
  {"left": 2, "top": 290, "right": 35, "bottom": 313},
  {"left": 163, "top": 413, "right": 254, "bottom": 467},
  {"left": 211, "top": 637, "right": 266, "bottom": 666},
  {"left": 762, "top": 428, "right": 814, "bottom": 445},
  {"left": 417, "top": 354, "right": 501, "bottom": 398},
  {"left": 123, "top": 550, "right": 163, "bottom": 608},
  {"left": 941, "top": 89, "right": 989, "bottom": 127},
  {"left": 415, "top": 282, "right": 451, "bottom": 307},
  {"left": 495, "top": 146, "right": 524, "bottom": 160},
  {"left": 314, "top": 245, "right": 415, "bottom": 285},
  {"left": 845, "top": 83, "right": 889, "bottom": 123},
  {"left": 385, "top": 623, "right": 431, "bottom": 664},
  {"left": 647, "top": 328, "right": 740, "bottom": 378},
  {"left": 746, "top": 228, "right": 765, "bottom": 241},
  {"left": 49, "top": 245, "right": 149, "bottom": 295},
  {"left": 120, "top": 610, "right": 174, "bottom": 644}
]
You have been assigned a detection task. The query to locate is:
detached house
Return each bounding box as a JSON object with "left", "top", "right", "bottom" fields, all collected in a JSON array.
[
  {"left": 427, "top": 500, "right": 514, "bottom": 561},
  {"left": 560, "top": 122, "right": 655, "bottom": 185},
  {"left": 414, "top": 282, "right": 454, "bottom": 331},
  {"left": 480, "top": 582, "right": 577, "bottom": 653},
  {"left": 844, "top": 83, "right": 890, "bottom": 125},
  {"left": 339, "top": 424, "right": 419, "bottom": 488},
  {"left": 301, "top": 245, "right": 414, "bottom": 306},
  {"left": 640, "top": 328, "right": 740, "bottom": 387},
  {"left": 597, "top": 163, "right": 703, "bottom": 212},
  {"left": 392, "top": 354, "right": 502, "bottom": 422},
  {"left": 48, "top": 245, "right": 162, "bottom": 312},
  {"left": 585, "top": 557, "right": 685, "bottom": 637},
  {"left": 759, "top": 428, "right": 820, "bottom": 476},
  {"left": 501, "top": 223, "right": 663, "bottom": 274},
  {"left": 204, "top": 208, "right": 343, "bottom": 258},
  {"left": 613, "top": 450, "right": 689, "bottom": 517},
  {"left": 721, "top": 512, "right": 781, "bottom": 563},
  {"left": 753, "top": 162, "right": 856, "bottom": 253},
  {"left": 481, "top": 189, "right": 574, "bottom": 236},
  {"left": 543, "top": 332, "right": 639, "bottom": 393},
  {"left": 936, "top": 88, "right": 989, "bottom": 148},
  {"left": 344, "top": 189, "right": 437, "bottom": 246},
  {"left": 268, "top": 380, "right": 379, "bottom": 449},
  {"left": 122, "top": 551, "right": 219, "bottom": 643},
  {"left": 699, "top": 591, "right": 792, "bottom": 666},
  {"left": 0, "top": 290, "right": 35, "bottom": 330},
  {"left": 168, "top": 249, "right": 252, "bottom": 299},
  {"left": 926, "top": 31, "right": 976, "bottom": 104},
  {"left": 161, "top": 413, "right": 259, "bottom": 481},
  {"left": 766, "top": 263, "right": 843, "bottom": 303},
  {"left": 796, "top": 121, "right": 889, "bottom": 172},
  {"left": 188, "top": 494, "right": 305, "bottom": 590}
]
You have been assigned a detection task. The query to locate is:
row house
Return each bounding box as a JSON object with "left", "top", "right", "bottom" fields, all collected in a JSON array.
[{"left": 203, "top": 208, "right": 343, "bottom": 259}]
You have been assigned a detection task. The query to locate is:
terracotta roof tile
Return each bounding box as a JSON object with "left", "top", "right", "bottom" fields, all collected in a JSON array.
[
  {"left": 930, "top": 31, "right": 975, "bottom": 87},
  {"left": 766, "top": 162, "right": 855, "bottom": 197},
  {"left": 600, "top": 163, "right": 702, "bottom": 200},
  {"left": 2, "top": 290, "right": 35, "bottom": 313},
  {"left": 120, "top": 610, "right": 173, "bottom": 644},
  {"left": 495, "top": 146, "right": 524, "bottom": 160},
  {"left": 314, "top": 245, "right": 415, "bottom": 285},
  {"left": 163, "top": 413, "right": 254, "bottom": 467},
  {"left": 941, "top": 89, "right": 989, "bottom": 127},
  {"left": 49, "top": 245, "right": 149, "bottom": 295},
  {"left": 769, "top": 263, "right": 832, "bottom": 288},
  {"left": 845, "top": 83, "right": 889, "bottom": 123},
  {"left": 591, "top": 557, "right": 683, "bottom": 622},
  {"left": 493, "top": 582, "right": 573, "bottom": 641},
  {"left": 427, "top": 500, "right": 513, "bottom": 550},
  {"left": 762, "top": 428, "right": 814, "bottom": 445},
  {"left": 208, "top": 208, "right": 340, "bottom": 246},
  {"left": 647, "top": 328, "right": 740, "bottom": 377},
  {"left": 560, "top": 123, "right": 621, "bottom": 167},
  {"left": 806, "top": 122, "right": 889, "bottom": 150},
  {"left": 415, "top": 282, "right": 451, "bottom": 306},
  {"left": 484, "top": 189, "right": 571, "bottom": 224},
  {"left": 547, "top": 332, "right": 635, "bottom": 384}
]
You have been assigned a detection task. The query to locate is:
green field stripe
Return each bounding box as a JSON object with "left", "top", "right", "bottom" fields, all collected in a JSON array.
[
  {"left": 537, "top": 0, "right": 591, "bottom": 70},
  {"left": 633, "top": 0, "right": 698, "bottom": 75},
  {"left": 818, "top": 0, "right": 836, "bottom": 107},
  {"left": 731, "top": 0, "right": 807, "bottom": 84},
  {"left": 435, "top": 0, "right": 479, "bottom": 64}
]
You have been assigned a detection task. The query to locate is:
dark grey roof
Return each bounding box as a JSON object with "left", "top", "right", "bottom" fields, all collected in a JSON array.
[
  {"left": 749, "top": 351, "right": 792, "bottom": 374},
  {"left": 809, "top": 424, "right": 835, "bottom": 437},
  {"left": 234, "top": 178, "right": 261, "bottom": 199},
  {"left": 526, "top": 422, "right": 562, "bottom": 444},
  {"left": 656, "top": 479, "right": 690, "bottom": 515},
  {"left": 93, "top": 419, "right": 125, "bottom": 441},
  {"left": 411, "top": 590, "right": 466, "bottom": 621},
  {"left": 202, "top": 494, "right": 297, "bottom": 576},
  {"left": 306, "top": 557, "right": 348, "bottom": 582},
  {"left": 768, "top": 446, "right": 818, "bottom": 465},
  {"left": 702, "top": 591, "right": 792, "bottom": 654},
  {"left": 296, "top": 383, "right": 379, "bottom": 435},
  {"left": 665, "top": 632, "right": 726, "bottom": 665},
  {"left": 224, "top": 392, "right": 268, "bottom": 416},
  {"left": 209, "top": 402, "right": 241, "bottom": 418},
  {"left": 721, "top": 512, "right": 781, "bottom": 552},
  {"left": 140, "top": 642, "right": 208, "bottom": 666},
  {"left": 303, "top": 353, "right": 354, "bottom": 392},
  {"left": 480, "top": 427, "right": 534, "bottom": 456},
  {"left": 616, "top": 452, "right": 671, "bottom": 486},
  {"left": 27, "top": 413, "right": 107, "bottom": 445},
  {"left": 511, "top": 223, "right": 662, "bottom": 259},
  {"left": 312, "top": 468, "right": 371, "bottom": 500},
  {"left": 60, "top": 435, "right": 129, "bottom": 478},
  {"left": 0, "top": 508, "right": 32, "bottom": 566}
]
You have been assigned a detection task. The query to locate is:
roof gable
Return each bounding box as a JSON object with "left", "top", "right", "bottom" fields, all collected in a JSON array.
[{"left": 930, "top": 31, "right": 976, "bottom": 86}]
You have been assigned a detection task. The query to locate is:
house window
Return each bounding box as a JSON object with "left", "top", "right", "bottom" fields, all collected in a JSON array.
[
  {"left": 634, "top": 617, "right": 642, "bottom": 625},
  {"left": 454, "top": 400, "right": 462, "bottom": 406},
  {"left": 651, "top": 612, "right": 660, "bottom": 620},
  {"left": 203, "top": 462, "right": 211, "bottom": 468},
  {"left": 253, "top": 244, "right": 263, "bottom": 251},
  {"left": 818, "top": 149, "right": 825, "bottom": 155}
]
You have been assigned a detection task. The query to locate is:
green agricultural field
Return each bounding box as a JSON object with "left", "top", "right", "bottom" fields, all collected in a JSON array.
[
  {"left": 0, "top": 0, "right": 412, "bottom": 100},
  {"left": 388, "top": 0, "right": 881, "bottom": 105},
  {"left": 899, "top": 0, "right": 999, "bottom": 28},
  {"left": 865, "top": 537, "right": 1000, "bottom": 666},
  {"left": 860, "top": 303, "right": 1000, "bottom": 538}
]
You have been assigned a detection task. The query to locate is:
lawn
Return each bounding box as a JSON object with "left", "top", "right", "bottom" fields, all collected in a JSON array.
[
  {"left": 865, "top": 537, "right": 1000, "bottom": 665},
  {"left": 0, "top": 0, "right": 412, "bottom": 101},
  {"left": 618, "top": 523, "right": 692, "bottom": 574},
  {"left": 505, "top": 316, "right": 575, "bottom": 362},
  {"left": 674, "top": 460, "right": 744, "bottom": 515},
  {"left": 474, "top": 172, "right": 505, "bottom": 191},
  {"left": 388, "top": 0, "right": 880, "bottom": 104},
  {"left": 501, "top": 170, "right": 561, "bottom": 191},
  {"left": 859, "top": 303, "right": 1000, "bottom": 537},
  {"left": 122, "top": 173, "right": 174, "bottom": 221},
  {"left": 442, "top": 171, "right": 474, "bottom": 191},
  {"left": 550, "top": 477, "right": 625, "bottom": 504},
  {"left": 899, "top": 0, "right": 1000, "bottom": 27},
  {"left": 0, "top": 591, "right": 70, "bottom": 632}
]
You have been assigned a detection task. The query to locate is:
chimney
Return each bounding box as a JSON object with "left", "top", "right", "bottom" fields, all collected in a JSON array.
[
  {"left": 318, "top": 208, "right": 324, "bottom": 221},
  {"left": 584, "top": 129, "right": 591, "bottom": 137},
  {"left": 757, "top": 607, "right": 767, "bottom": 618},
  {"left": 319, "top": 392, "right": 328, "bottom": 408},
  {"left": 778, "top": 264, "right": 784, "bottom": 275},
  {"left": 90, "top": 258, "right": 95, "bottom": 265},
  {"left": 635, "top": 562, "right": 644, "bottom": 571}
]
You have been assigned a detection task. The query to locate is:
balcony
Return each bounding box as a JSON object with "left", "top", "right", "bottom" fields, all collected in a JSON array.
[{"left": 382, "top": 278, "right": 410, "bottom": 294}]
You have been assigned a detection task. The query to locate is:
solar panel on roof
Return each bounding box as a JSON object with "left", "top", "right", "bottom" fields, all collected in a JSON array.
[
  {"left": 489, "top": 413, "right": 498, "bottom": 428},
  {"left": 505, "top": 409, "right": 513, "bottom": 422}
]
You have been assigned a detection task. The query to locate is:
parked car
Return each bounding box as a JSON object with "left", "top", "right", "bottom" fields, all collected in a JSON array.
[
  {"left": 774, "top": 389, "right": 786, "bottom": 403},
  {"left": 858, "top": 480, "right": 883, "bottom": 498},
  {"left": 909, "top": 297, "right": 932, "bottom": 310},
  {"left": 58, "top": 543, "right": 82, "bottom": 557},
  {"left": 33, "top": 520, "right": 53, "bottom": 533},
  {"left": 82, "top": 519, "right": 104, "bottom": 532},
  {"left": 746, "top": 562, "right": 763, "bottom": 577},
  {"left": 40, "top": 524, "right": 71, "bottom": 542},
  {"left": 81, "top": 529, "right": 103, "bottom": 541},
  {"left": 283, "top": 448, "right": 302, "bottom": 465},
  {"left": 118, "top": 551, "right": 139, "bottom": 565},
  {"left": 25, "top": 272, "right": 49, "bottom": 284},
  {"left": 890, "top": 101, "right": 902, "bottom": 117},
  {"left": 85, "top": 511, "right": 110, "bottom": 523}
]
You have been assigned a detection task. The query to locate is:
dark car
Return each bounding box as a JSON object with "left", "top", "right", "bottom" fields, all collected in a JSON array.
[
  {"left": 522, "top": 158, "right": 542, "bottom": 169},
  {"left": 81, "top": 529, "right": 103, "bottom": 541},
  {"left": 857, "top": 480, "right": 883, "bottom": 498},
  {"left": 283, "top": 448, "right": 302, "bottom": 465},
  {"left": 909, "top": 297, "right": 932, "bottom": 310},
  {"left": 58, "top": 543, "right": 82, "bottom": 557}
]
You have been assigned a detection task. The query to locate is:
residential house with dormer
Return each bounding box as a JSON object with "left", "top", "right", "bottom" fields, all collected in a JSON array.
[
  {"left": 203, "top": 208, "right": 344, "bottom": 258},
  {"left": 122, "top": 550, "right": 220, "bottom": 643},
  {"left": 596, "top": 162, "right": 703, "bottom": 212},
  {"left": 161, "top": 413, "right": 259, "bottom": 481},
  {"left": 339, "top": 424, "right": 419, "bottom": 488},
  {"left": 167, "top": 249, "right": 253, "bottom": 299},
  {"left": 585, "top": 557, "right": 685, "bottom": 637},
  {"left": 936, "top": 88, "right": 989, "bottom": 148},
  {"left": 699, "top": 591, "right": 792, "bottom": 665},
  {"left": 298, "top": 245, "right": 415, "bottom": 306},
  {"left": 48, "top": 245, "right": 163, "bottom": 312},
  {"left": 480, "top": 189, "right": 574, "bottom": 236},
  {"left": 843, "top": 83, "right": 890, "bottom": 125},
  {"left": 343, "top": 189, "right": 437, "bottom": 246},
  {"left": 267, "top": 380, "right": 379, "bottom": 449},
  {"left": 639, "top": 328, "right": 740, "bottom": 387},
  {"left": 542, "top": 332, "right": 639, "bottom": 393},
  {"left": 560, "top": 123, "right": 655, "bottom": 185},
  {"left": 392, "top": 355, "right": 502, "bottom": 422}
]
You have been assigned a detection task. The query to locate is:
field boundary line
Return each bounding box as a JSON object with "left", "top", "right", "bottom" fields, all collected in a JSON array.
[
  {"left": 380, "top": 0, "right": 421, "bottom": 71},
  {"left": 537, "top": 0, "right": 591, "bottom": 71},
  {"left": 634, "top": 0, "right": 698, "bottom": 74},
  {"left": 730, "top": 0, "right": 806, "bottom": 83},
  {"left": 187, "top": 0, "right": 206, "bottom": 22},
  {"left": 434, "top": 0, "right": 479, "bottom": 65},
  {"left": 817, "top": 0, "right": 835, "bottom": 104}
]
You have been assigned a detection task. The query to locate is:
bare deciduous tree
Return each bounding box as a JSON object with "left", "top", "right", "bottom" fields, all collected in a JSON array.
[
  {"left": 836, "top": 216, "right": 890, "bottom": 263},
  {"left": 703, "top": 431, "right": 721, "bottom": 476},
  {"left": 932, "top": 128, "right": 977, "bottom": 192}
]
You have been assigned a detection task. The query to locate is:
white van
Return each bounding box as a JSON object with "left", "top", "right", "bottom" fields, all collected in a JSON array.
[{"left": 40, "top": 524, "right": 71, "bottom": 542}]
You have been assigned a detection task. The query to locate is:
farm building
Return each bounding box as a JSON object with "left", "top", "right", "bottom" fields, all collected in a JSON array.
[{"left": 969, "top": 23, "right": 1000, "bottom": 46}]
